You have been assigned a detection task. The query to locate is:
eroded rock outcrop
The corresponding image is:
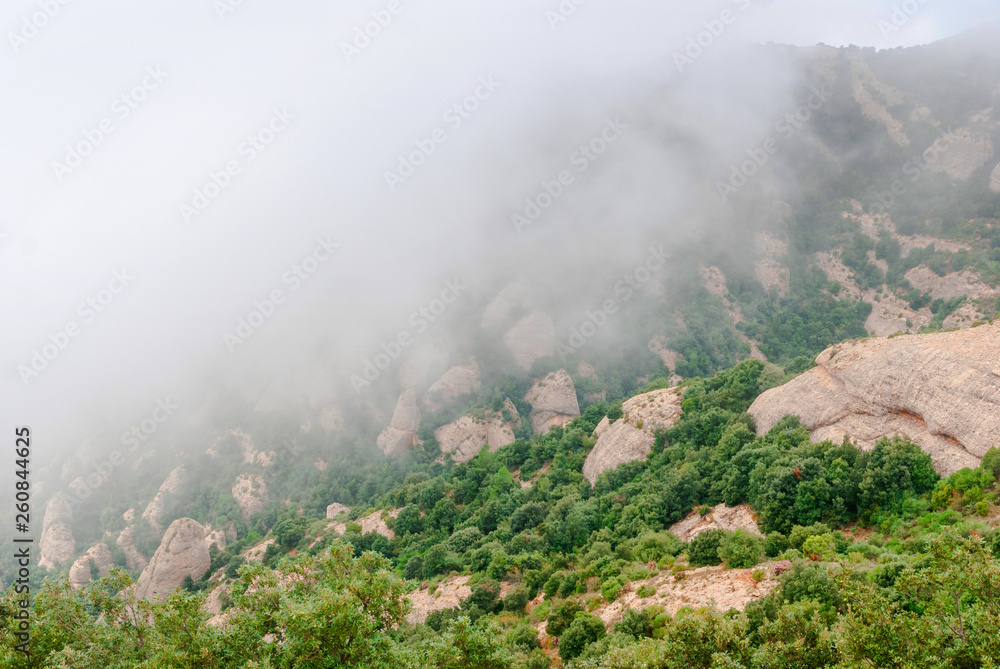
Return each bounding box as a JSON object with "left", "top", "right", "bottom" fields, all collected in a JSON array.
[
  {"left": 424, "top": 361, "right": 481, "bottom": 412},
  {"left": 482, "top": 282, "right": 533, "bottom": 329},
  {"left": 749, "top": 324, "right": 1000, "bottom": 475},
  {"left": 69, "top": 542, "right": 114, "bottom": 589},
  {"left": 117, "top": 525, "right": 149, "bottom": 572},
  {"left": 504, "top": 312, "right": 555, "bottom": 370},
  {"left": 377, "top": 390, "right": 421, "bottom": 457},
  {"left": 670, "top": 504, "right": 763, "bottom": 542},
  {"left": 326, "top": 503, "right": 351, "bottom": 520},
  {"left": 435, "top": 402, "right": 519, "bottom": 464},
  {"left": 39, "top": 492, "right": 75, "bottom": 570},
  {"left": 135, "top": 518, "right": 210, "bottom": 602},
  {"left": 231, "top": 473, "right": 268, "bottom": 523},
  {"left": 405, "top": 575, "right": 473, "bottom": 625},
  {"left": 582, "top": 387, "right": 683, "bottom": 484},
  {"left": 142, "top": 466, "right": 187, "bottom": 531},
  {"left": 524, "top": 370, "right": 580, "bottom": 434}
]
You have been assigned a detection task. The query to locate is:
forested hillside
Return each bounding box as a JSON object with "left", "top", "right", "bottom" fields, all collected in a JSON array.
[{"left": 6, "top": 21, "right": 1000, "bottom": 669}]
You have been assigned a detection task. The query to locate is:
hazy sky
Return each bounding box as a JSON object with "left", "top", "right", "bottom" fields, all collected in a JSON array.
[{"left": 1, "top": 0, "right": 997, "bottom": 471}]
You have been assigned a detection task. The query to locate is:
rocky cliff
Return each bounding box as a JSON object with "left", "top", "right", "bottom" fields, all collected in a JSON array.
[
  {"left": 582, "top": 387, "right": 683, "bottom": 484},
  {"left": 135, "top": 518, "right": 210, "bottom": 602},
  {"left": 749, "top": 323, "right": 1000, "bottom": 475}
]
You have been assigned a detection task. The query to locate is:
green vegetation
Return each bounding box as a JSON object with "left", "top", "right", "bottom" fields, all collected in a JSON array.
[{"left": 9, "top": 357, "right": 1000, "bottom": 667}]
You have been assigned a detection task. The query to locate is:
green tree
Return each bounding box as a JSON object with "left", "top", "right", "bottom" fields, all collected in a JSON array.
[{"left": 558, "top": 614, "right": 606, "bottom": 661}]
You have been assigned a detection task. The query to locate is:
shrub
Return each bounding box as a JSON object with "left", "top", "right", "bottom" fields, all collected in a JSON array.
[
  {"left": 789, "top": 523, "right": 831, "bottom": 550},
  {"left": 504, "top": 586, "right": 531, "bottom": 614},
  {"left": 404, "top": 555, "right": 424, "bottom": 580},
  {"left": 636, "top": 584, "right": 656, "bottom": 598},
  {"left": 601, "top": 577, "right": 623, "bottom": 602},
  {"left": 616, "top": 608, "right": 654, "bottom": 639},
  {"left": 543, "top": 572, "right": 563, "bottom": 599},
  {"left": 632, "top": 531, "right": 686, "bottom": 562},
  {"left": 978, "top": 500, "right": 990, "bottom": 516},
  {"left": 508, "top": 624, "right": 541, "bottom": 650},
  {"left": 510, "top": 503, "right": 548, "bottom": 533},
  {"left": 559, "top": 571, "right": 580, "bottom": 597},
  {"left": 546, "top": 600, "right": 583, "bottom": 637},
  {"left": 765, "top": 532, "right": 789, "bottom": 558},
  {"left": 981, "top": 448, "right": 1000, "bottom": 479},
  {"left": 394, "top": 505, "right": 423, "bottom": 536},
  {"left": 801, "top": 534, "right": 837, "bottom": 561},
  {"left": 688, "top": 529, "right": 729, "bottom": 567},
  {"left": 780, "top": 562, "right": 842, "bottom": 612},
  {"left": 447, "top": 526, "right": 483, "bottom": 553},
  {"left": 559, "top": 614, "right": 606, "bottom": 661},
  {"left": 718, "top": 529, "right": 765, "bottom": 568}
]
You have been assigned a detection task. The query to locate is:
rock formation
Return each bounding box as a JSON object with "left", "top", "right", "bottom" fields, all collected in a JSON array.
[
  {"left": 669, "top": 504, "right": 763, "bottom": 542},
  {"left": 482, "top": 282, "right": 533, "bottom": 329},
  {"left": 991, "top": 162, "right": 1000, "bottom": 193},
  {"left": 377, "top": 389, "right": 421, "bottom": 457},
  {"left": 117, "top": 525, "right": 149, "bottom": 571},
  {"left": 405, "top": 575, "right": 473, "bottom": 625},
  {"left": 582, "top": 387, "right": 683, "bottom": 484},
  {"left": 524, "top": 370, "right": 580, "bottom": 434},
  {"left": 135, "top": 518, "right": 210, "bottom": 602},
  {"left": 504, "top": 312, "right": 556, "bottom": 370},
  {"left": 231, "top": 473, "right": 268, "bottom": 523},
  {"left": 435, "top": 403, "right": 519, "bottom": 464},
  {"left": 39, "top": 492, "right": 75, "bottom": 570},
  {"left": 326, "top": 503, "right": 351, "bottom": 520},
  {"left": 423, "top": 361, "right": 481, "bottom": 412},
  {"left": 748, "top": 324, "right": 1000, "bottom": 475},
  {"left": 319, "top": 406, "right": 344, "bottom": 433},
  {"left": 69, "top": 542, "right": 114, "bottom": 589},
  {"left": 142, "top": 466, "right": 186, "bottom": 531}
]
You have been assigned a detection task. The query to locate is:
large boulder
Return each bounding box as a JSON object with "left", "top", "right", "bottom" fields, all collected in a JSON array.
[
  {"left": 524, "top": 370, "right": 580, "bottom": 434},
  {"left": 582, "top": 387, "right": 683, "bottom": 484},
  {"left": 39, "top": 492, "right": 75, "bottom": 570},
  {"left": 69, "top": 543, "right": 114, "bottom": 589},
  {"left": 424, "top": 361, "right": 481, "bottom": 412},
  {"left": 135, "top": 518, "right": 210, "bottom": 602},
  {"left": 748, "top": 323, "right": 1000, "bottom": 475},
  {"left": 377, "top": 390, "right": 421, "bottom": 457},
  {"left": 504, "top": 312, "right": 555, "bottom": 370}
]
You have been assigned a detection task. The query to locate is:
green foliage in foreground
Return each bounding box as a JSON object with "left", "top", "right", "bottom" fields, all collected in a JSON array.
[{"left": 0, "top": 541, "right": 511, "bottom": 669}]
